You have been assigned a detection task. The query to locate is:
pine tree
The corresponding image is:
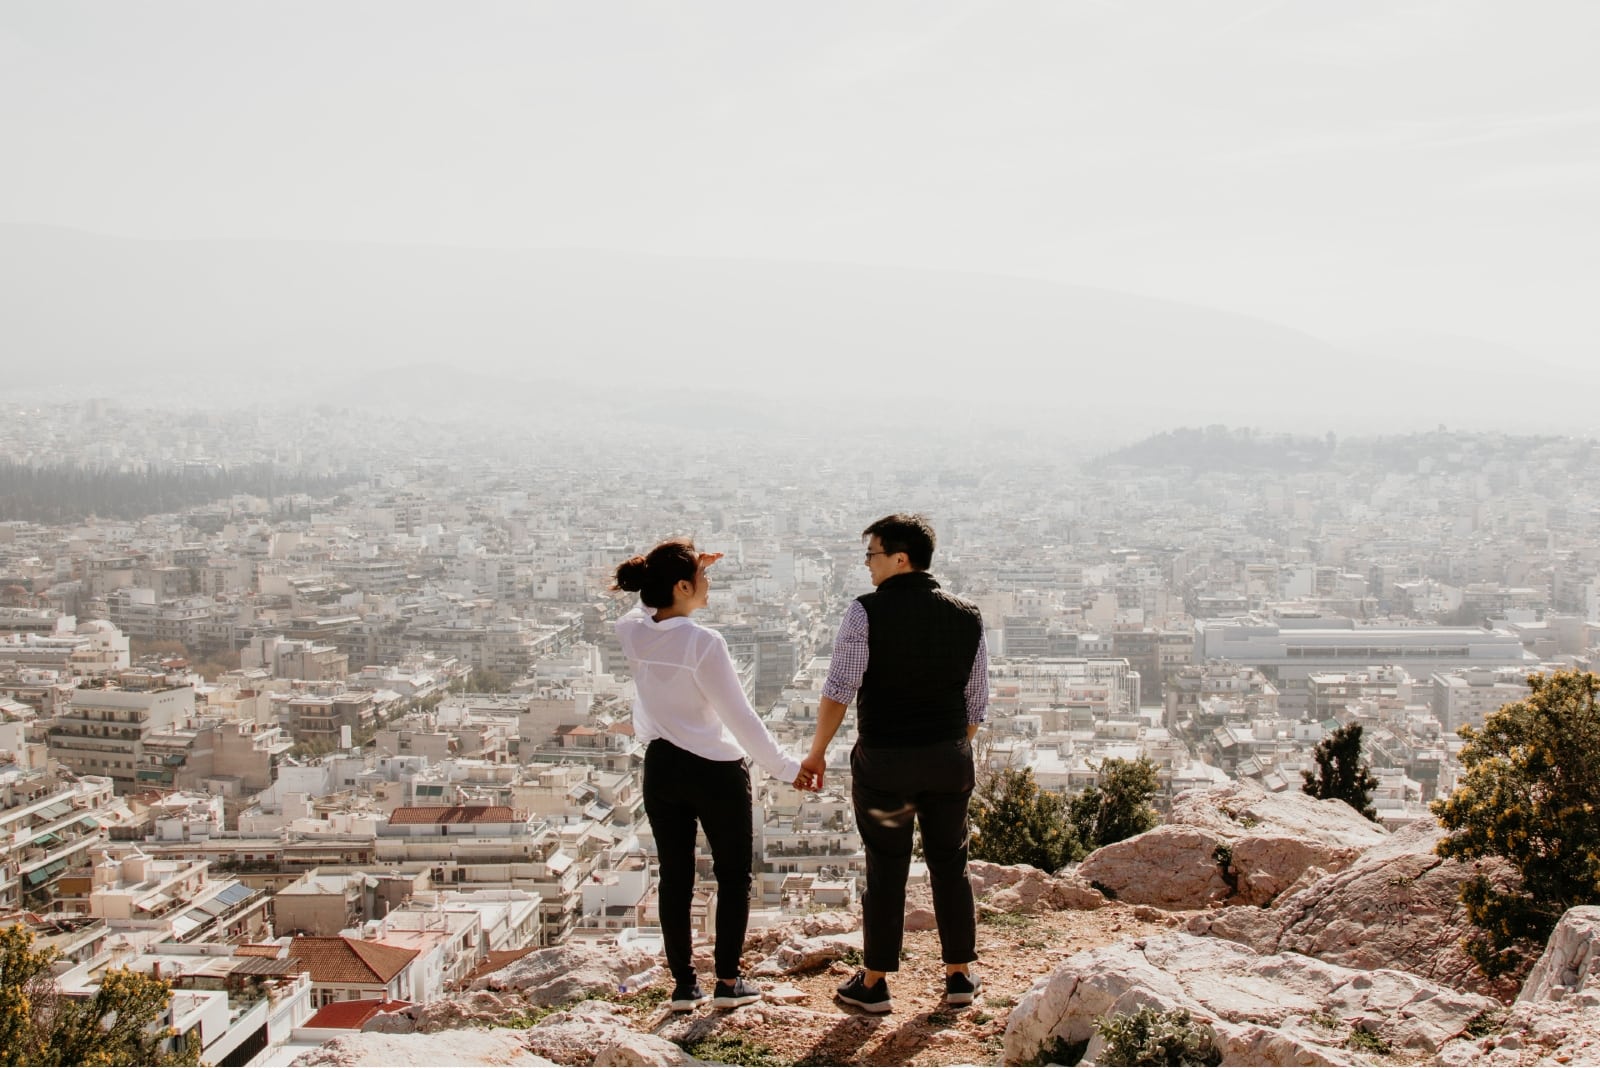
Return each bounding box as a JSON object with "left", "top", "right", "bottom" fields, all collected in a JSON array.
[
  {"left": 1070, "top": 757, "right": 1162, "bottom": 850},
  {"left": 969, "top": 766, "right": 1083, "bottom": 871},
  {"left": 1301, "top": 722, "right": 1381, "bottom": 822}
]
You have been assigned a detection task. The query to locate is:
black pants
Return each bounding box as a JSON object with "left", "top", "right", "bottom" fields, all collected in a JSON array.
[
  {"left": 851, "top": 736, "right": 977, "bottom": 973},
  {"left": 643, "top": 739, "right": 753, "bottom": 984}
]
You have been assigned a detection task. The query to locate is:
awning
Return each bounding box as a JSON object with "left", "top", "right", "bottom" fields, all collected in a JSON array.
[
  {"left": 31, "top": 832, "right": 62, "bottom": 848},
  {"left": 170, "top": 914, "right": 203, "bottom": 939},
  {"left": 135, "top": 891, "right": 174, "bottom": 912},
  {"left": 36, "top": 800, "right": 73, "bottom": 821},
  {"left": 24, "top": 859, "right": 68, "bottom": 885},
  {"left": 214, "top": 883, "right": 255, "bottom": 907}
]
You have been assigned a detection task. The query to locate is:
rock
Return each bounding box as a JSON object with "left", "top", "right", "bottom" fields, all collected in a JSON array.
[
  {"left": 967, "top": 859, "right": 1035, "bottom": 896},
  {"left": 1002, "top": 932, "right": 1499, "bottom": 1066},
  {"left": 1167, "top": 778, "right": 1390, "bottom": 849},
  {"left": 521, "top": 1002, "right": 639, "bottom": 1065},
  {"left": 292, "top": 1032, "right": 555, "bottom": 1066},
  {"left": 1229, "top": 833, "right": 1365, "bottom": 907},
  {"left": 1192, "top": 820, "right": 1523, "bottom": 999},
  {"left": 749, "top": 931, "right": 862, "bottom": 977},
  {"left": 590, "top": 1033, "right": 706, "bottom": 1066},
  {"left": 360, "top": 1009, "right": 416, "bottom": 1034},
  {"left": 472, "top": 943, "right": 655, "bottom": 1005},
  {"left": 764, "top": 982, "right": 809, "bottom": 1004},
  {"left": 904, "top": 905, "right": 938, "bottom": 931},
  {"left": 984, "top": 865, "right": 1107, "bottom": 914},
  {"left": 1519, "top": 906, "right": 1600, "bottom": 1004},
  {"left": 1077, "top": 826, "right": 1234, "bottom": 908},
  {"left": 743, "top": 910, "right": 856, "bottom": 955},
  {"left": 409, "top": 990, "right": 524, "bottom": 1032}
]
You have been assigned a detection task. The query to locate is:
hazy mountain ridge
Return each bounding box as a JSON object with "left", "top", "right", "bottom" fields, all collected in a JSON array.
[{"left": 3, "top": 225, "right": 1586, "bottom": 437}]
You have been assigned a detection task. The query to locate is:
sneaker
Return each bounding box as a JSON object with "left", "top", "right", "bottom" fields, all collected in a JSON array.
[
  {"left": 711, "top": 977, "right": 762, "bottom": 1009},
  {"left": 669, "top": 981, "right": 707, "bottom": 1012},
  {"left": 944, "top": 970, "right": 981, "bottom": 1005},
  {"left": 835, "top": 969, "right": 892, "bottom": 1013}
]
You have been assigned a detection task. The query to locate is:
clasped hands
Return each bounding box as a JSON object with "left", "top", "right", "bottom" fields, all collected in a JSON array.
[{"left": 793, "top": 754, "right": 825, "bottom": 792}]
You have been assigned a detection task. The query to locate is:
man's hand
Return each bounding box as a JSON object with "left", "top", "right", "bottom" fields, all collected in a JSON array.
[
  {"left": 796, "top": 754, "right": 825, "bottom": 792},
  {"left": 697, "top": 551, "right": 725, "bottom": 569}
]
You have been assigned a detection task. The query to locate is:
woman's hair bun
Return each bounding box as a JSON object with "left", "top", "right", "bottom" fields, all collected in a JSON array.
[{"left": 613, "top": 556, "right": 649, "bottom": 592}]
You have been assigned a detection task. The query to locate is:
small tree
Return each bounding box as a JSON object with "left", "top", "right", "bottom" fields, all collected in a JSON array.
[
  {"left": 1071, "top": 757, "right": 1161, "bottom": 850},
  {"left": 969, "top": 766, "right": 1083, "bottom": 871},
  {"left": 1432, "top": 670, "right": 1600, "bottom": 976},
  {"left": 1302, "top": 722, "right": 1380, "bottom": 822},
  {"left": 0, "top": 925, "right": 199, "bottom": 1066}
]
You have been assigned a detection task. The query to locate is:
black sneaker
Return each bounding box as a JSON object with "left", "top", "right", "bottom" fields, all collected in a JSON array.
[
  {"left": 669, "top": 981, "right": 707, "bottom": 1012},
  {"left": 835, "top": 969, "right": 892, "bottom": 1013},
  {"left": 944, "top": 970, "right": 980, "bottom": 1005},
  {"left": 712, "top": 977, "right": 762, "bottom": 1009}
]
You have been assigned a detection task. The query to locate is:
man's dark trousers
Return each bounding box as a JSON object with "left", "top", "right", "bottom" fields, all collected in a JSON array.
[
  {"left": 643, "top": 738, "right": 753, "bottom": 984},
  {"left": 850, "top": 735, "right": 977, "bottom": 973}
]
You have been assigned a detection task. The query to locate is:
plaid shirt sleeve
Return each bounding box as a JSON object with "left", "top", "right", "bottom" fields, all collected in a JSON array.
[
  {"left": 965, "top": 630, "right": 990, "bottom": 725},
  {"left": 821, "top": 600, "right": 869, "bottom": 705}
]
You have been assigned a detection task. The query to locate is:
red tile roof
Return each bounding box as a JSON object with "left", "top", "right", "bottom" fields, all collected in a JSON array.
[
  {"left": 386, "top": 805, "right": 517, "bottom": 826},
  {"left": 287, "top": 937, "right": 418, "bottom": 984},
  {"left": 302, "top": 998, "right": 411, "bottom": 1030}
]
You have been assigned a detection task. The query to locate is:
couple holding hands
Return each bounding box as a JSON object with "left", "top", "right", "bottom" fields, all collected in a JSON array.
[{"left": 613, "top": 513, "right": 989, "bottom": 1014}]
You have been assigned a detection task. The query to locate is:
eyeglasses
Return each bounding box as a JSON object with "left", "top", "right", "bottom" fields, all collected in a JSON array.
[{"left": 864, "top": 550, "right": 896, "bottom": 563}]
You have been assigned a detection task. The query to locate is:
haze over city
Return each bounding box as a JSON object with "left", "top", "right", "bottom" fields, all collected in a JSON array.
[{"left": 3, "top": 5, "right": 1600, "bottom": 1067}]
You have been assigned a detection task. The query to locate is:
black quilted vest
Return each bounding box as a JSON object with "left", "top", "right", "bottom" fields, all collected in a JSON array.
[{"left": 855, "top": 571, "right": 982, "bottom": 747}]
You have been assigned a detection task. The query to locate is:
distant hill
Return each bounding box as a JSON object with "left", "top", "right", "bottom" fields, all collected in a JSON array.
[
  {"left": 1093, "top": 426, "right": 1336, "bottom": 472},
  {"left": 3, "top": 224, "right": 1588, "bottom": 437}
]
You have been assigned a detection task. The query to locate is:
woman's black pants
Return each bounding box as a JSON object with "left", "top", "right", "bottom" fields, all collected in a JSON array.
[{"left": 643, "top": 739, "right": 753, "bottom": 984}]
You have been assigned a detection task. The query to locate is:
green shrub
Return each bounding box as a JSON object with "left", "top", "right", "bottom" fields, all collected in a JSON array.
[
  {"left": 1432, "top": 670, "right": 1600, "bottom": 976},
  {"left": 1095, "top": 1007, "right": 1220, "bottom": 1067}
]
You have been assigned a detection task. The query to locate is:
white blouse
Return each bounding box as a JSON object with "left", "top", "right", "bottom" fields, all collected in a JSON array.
[{"left": 615, "top": 603, "right": 801, "bottom": 783}]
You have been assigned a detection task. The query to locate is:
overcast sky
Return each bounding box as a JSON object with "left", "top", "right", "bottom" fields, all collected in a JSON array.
[{"left": 2, "top": 1, "right": 1596, "bottom": 360}]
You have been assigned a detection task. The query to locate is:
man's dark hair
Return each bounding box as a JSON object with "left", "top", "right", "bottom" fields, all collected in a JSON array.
[{"left": 863, "top": 513, "right": 936, "bottom": 571}]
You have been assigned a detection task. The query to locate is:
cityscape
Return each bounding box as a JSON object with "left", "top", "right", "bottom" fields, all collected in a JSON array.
[{"left": 3, "top": 398, "right": 1596, "bottom": 1063}]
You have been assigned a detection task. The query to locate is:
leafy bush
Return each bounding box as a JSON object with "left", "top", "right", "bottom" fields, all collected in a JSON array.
[
  {"left": 970, "top": 766, "right": 1083, "bottom": 870},
  {"left": 1301, "top": 722, "right": 1380, "bottom": 822},
  {"left": 1071, "top": 757, "right": 1162, "bottom": 849},
  {"left": 1095, "top": 1007, "right": 1220, "bottom": 1067},
  {"left": 1431, "top": 670, "right": 1600, "bottom": 976}
]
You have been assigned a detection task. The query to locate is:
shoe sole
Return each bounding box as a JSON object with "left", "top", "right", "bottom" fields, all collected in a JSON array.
[
  {"left": 712, "top": 994, "right": 761, "bottom": 1009},
  {"left": 944, "top": 991, "right": 976, "bottom": 1005},
  {"left": 669, "top": 998, "right": 706, "bottom": 1012},
  {"left": 836, "top": 992, "right": 893, "bottom": 1013}
]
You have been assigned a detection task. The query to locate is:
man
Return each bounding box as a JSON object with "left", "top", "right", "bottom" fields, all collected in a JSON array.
[{"left": 799, "top": 513, "right": 988, "bottom": 1013}]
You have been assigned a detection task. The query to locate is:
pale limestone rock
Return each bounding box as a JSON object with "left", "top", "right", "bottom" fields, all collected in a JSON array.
[
  {"left": 520, "top": 1002, "right": 640, "bottom": 1065},
  {"left": 985, "top": 865, "right": 1107, "bottom": 913},
  {"left": 590, "top": 1033, "right": 706, "bottom": 1066},
  {"left": 291, "top": 1032, "right": 555, "bottom": 1066},
  {"left": 471, "top": 943, "right": 655, "bottom": 1005},
  {"left": 742, "top": 909, "right": 856, "bottom": 955},
  {"left": 1076, "top": 825, "right": 1233, "bottom": 908},
  {"left": 360, "top": 1009, "right": 415, "bottom": 1034},
  {"left": 1230, "top": 833, "right": 1365, "bottom": 907},
  {"left": 1002, "top": 932, "right": 1498, "bottom": 1066},
  {"left": 1193, "top": 820, "right": 1522, "bottom": 999},
  {"left": 1167, "top": 778, "right": 1390, "bottom": 849},
  {"left": 1518, "top": 905, "right": 1600, "bottom": 1004},
  {"left": 904, "top": 904, "right": 938, "bottom": 931},
  {"left": 409, "top": 990, "right": 521, "bottom": 1032},
  {"left": 749, "top": 930, "right": 862, "bottom": 977}
]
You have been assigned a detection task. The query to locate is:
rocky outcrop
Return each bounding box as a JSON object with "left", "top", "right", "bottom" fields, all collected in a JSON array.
[
  {"left": 1076, "top": 825, "right": 1234, "bottom": 908},
  {"left": 749, "top": 930, "right": 862, "bottom": 977},
  {"left": 291, "top": 1032, "right": 555, "bottom": 1066},
  {"left": 471, "top": 943, "right": 655, "bottom": 1005},
  {"left": 1076, "top": 780, "right": 1387, "bottom": 911},
  {"left": 1517, "top": 905, "right": 1600, "bottom": 1004},
  {"left": 1437, "top": 907, "right": 1600, "bottom": 1065},
  {"left": 983, "top": 866, "right": 1107, "bottom": 914},
  {"left": 1168, "top": 778, "right": 1389, "bottom": 849},
  {"left": 518, "top": 1001, "right": 691, "bottom": 1066},
  {"left": 1189, "top": 820, "right": 1523, "bottom": 999},
  {"left": 1002, "top": 931, "right": 1499, "bottom": 1067},
  {"left": 741, "top": 910, "right": 857, "bottom": 956}
]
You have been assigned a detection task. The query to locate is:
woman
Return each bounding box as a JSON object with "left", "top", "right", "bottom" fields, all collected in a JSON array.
[{"left": 613, "top": 538, "right": 809, "bottom": 1012}]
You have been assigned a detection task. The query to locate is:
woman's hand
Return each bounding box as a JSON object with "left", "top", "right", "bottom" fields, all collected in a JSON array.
[{"left": 795, "top": 754, "right": 825, "bottom": 792}]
